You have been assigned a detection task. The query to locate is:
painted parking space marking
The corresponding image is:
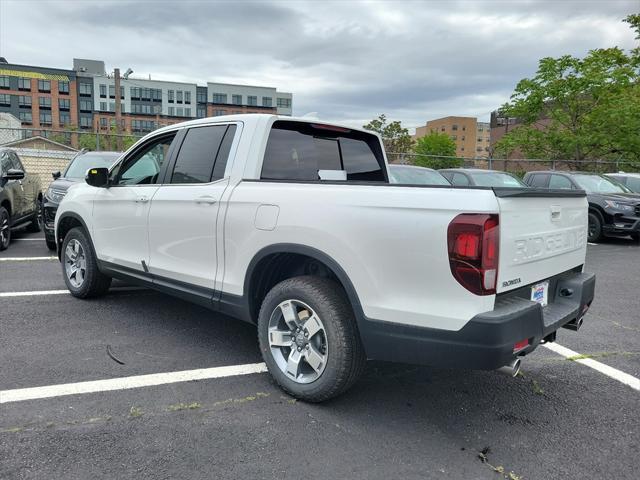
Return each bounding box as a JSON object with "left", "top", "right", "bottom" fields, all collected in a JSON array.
[
  {"left": 12, "top": 238, "right": 46, "bottom": 241},
  {"left": 543, "top": 342, "right": 640, "bottom": 392},
  {"left": 0, "top": 362, "right": 268, "bottom": 404},
  {"left": 0, "top": 256, "right": 57, "bottom": 262},
  {"left": 0, "top": 289, "right": 68, "bottom": 298}
]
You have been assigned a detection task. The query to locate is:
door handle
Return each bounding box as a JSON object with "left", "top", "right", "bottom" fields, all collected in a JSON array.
[
  {"left": 194, "top": 195, "right": 217, "bottom": 205},
  {"left": 135, "top": 196, "right": 150, "bottom": 203}
]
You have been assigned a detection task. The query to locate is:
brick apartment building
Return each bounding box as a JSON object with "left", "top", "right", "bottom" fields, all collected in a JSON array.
[
  {"left": 0, "top": 57, "right": 293, "bottom": 137},
  {"left": 414, "top": 116, "right": 491, "bottom": 158}
]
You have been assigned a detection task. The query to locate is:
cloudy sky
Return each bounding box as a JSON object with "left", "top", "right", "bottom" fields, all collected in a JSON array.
[{"left": 0, "top": 0, "right": 637, "bottom": 131}]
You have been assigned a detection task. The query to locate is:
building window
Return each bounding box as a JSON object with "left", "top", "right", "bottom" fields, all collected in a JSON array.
[
  {"left": 168, "top": 106, "right": 175, "bottom": 116},
  {"left": 132, "top": 104, "right": 154, "bottom": 115},
  {"left": 197, "top": 106, "right": 206, "bottom": 118},
  {"left": 451, "top": 135, "right": 457, "bottom": 140},
  {"left": 452, "top": 124, "right": 458, "bottom": 131},
  {"left": 131, "top": 119, "right": 155, "bottom": 133},
  {"left": 38, "top": 80, "right": 51, "bottom": 93},
  {"left": 19, "top": 111, "right": 32, "bottom": 123},
  {"left": 100, "top": 101, "right": 107, "bottom": 111},
  {"left": 80, "top": 116, "right": 91, "bottom": 128},
  {"left": 462, "top": 126, "right": 466, "bottom": 131},
  {"left": 440, "top": 126, "right": 445, "bottom": 132},
  {"left": 196, "top": 91, "right": 206, "bottom": 103},
  {"left": 177, "top": 107, "right": 184, "bottom": 116},
  {"left": 80, "top": 100, "right": 92, "bottom": 112},
  {"left": 176, "top": 91, "right": 183, "bottom": 104},
  {"left": 60, "top": 112, "right": 71, "bottom": 125},
  {"left": 18, "top": 77, "right": 31, "bottom": 91},
  {"left": 213, "top": 109, "right": 226, "bottom": 116},
  {"left": 276, "top": 97, "right": 291, "bottom": 108},
  {"left": 232, "top": 94, "right": 242, "bottom": 105},
  {"left": 39, "top": 112, "right": 52, "bottom": 125},
  {"left": 39, "top": 97, "right": 52, "bottom": 110},
  {"left": 477, "top": 137, "right": 482, "bottom": 142},
  {"left": 212, "top": 93, "right": 227, "bottom": 104},
  {"left": 58, "top": 98, "right": 70, "bottom": 111},
  {"left": 100, "top": 117, "right": 108, "bottom": 128},
  {"left": 185, "top": 108, "right": 191, "bottom": 117},
  {"left": 184, "top": 91, "right": 191, "bottom": 104},
  {"left": 461, "top": 136, "right": 465, "bottom": 141},
  {"left": 99, "top": 84, "right": 107, "bottom": 98},
  {"left": 0, "top": 94, "right": 11, "bottom": 106},
  {"left": 79, "top": 83, "right": 92, "bottom": 96},
  {"left": 0, "top": 76, "right": 9, "bottom": 89},
  {"left": 247, "top": 95, "right": 257, "bottom": 106},
  {"left": 262, "top": 96, "right": 272, "bottom": 107},
  {"left": 58, "top": 81, "right": 69, "bottom": 94},
  {"left": 168, "top": 90, "right": 174, "bottom": 103},
  {"left": 18, "top": 96, "right": 31, "bottom": 108}
]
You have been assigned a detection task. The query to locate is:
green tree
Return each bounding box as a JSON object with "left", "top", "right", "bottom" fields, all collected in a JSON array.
[
  {"left": 495, "top": 14, "right": 640, "bottom": 166},
  {"left": 363, "top": 114, "right": 414, "bottom": 154},
  {"left": 412, "top": 131, "right": 462, "bottom": 169},
  {"left": 78, "top": 133, "right": 97, "bottom": 151}
]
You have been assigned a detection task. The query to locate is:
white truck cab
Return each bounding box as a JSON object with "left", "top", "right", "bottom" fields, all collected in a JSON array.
[{"left": 55, "top": 114, "right": 595, "bottom": 401}]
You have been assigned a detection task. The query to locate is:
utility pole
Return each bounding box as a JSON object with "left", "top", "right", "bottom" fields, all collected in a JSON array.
[{"left": 114, "top": 68, "right": 123, "bottom": 151}]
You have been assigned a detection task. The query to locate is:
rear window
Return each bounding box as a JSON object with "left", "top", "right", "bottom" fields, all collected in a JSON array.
[{"left": 261, "top": 121, "right": 386, "bottom": 182}]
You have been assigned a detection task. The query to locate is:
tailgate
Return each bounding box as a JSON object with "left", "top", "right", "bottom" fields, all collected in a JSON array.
[{"left": 494, "top": 188, "right": 588, "bottom": 294}]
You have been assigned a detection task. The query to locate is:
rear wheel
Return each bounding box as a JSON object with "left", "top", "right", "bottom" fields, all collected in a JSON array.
[
  {"left": 62, "top": 227, "right": 111, "bottom": 298},
  {"left": 26, "top": 197, "right": 43, "bottom": 233},
  {"left": 46, "top": 238, "right": 57, "bottom": 251},
  {"left": 257, "top": 276, "right": 366, "bottom": 402},
  {"left": 0, "top": 207, "right": 10, "bottom": 251},
  {"left": 587, "top": 213, "right": 603, "bottom": 243}
]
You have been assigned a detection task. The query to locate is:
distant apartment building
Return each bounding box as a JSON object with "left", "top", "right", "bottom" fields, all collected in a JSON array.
[
  {"left": 414, "top": 116, "right": 491, "bottom": 158},
  {"left": 0, "top": 57, "right": 293, "bottom": 137}
]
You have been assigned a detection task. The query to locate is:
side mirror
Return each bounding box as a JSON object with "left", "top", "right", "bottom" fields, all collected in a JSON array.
[
  {"left": 3, "top": 169, "right": 25, "bottom": 181},
  {"left": 52, "top": 171, "right": 61, "bottom": 180},
  {"left": 85, "top": 167, "right": 109, "bottom": 188}
]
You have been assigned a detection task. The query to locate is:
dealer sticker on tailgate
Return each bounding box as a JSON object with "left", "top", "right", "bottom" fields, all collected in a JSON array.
[{"left": 531, "top": 281, "right": 549, "bottom": 307}]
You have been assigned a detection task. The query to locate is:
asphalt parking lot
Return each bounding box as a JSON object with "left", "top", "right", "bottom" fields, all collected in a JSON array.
[{"left": 1, "top": 230, "right": 638, "bottom": 480}]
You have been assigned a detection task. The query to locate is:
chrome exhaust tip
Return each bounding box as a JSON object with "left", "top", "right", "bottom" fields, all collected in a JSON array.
[{"left": 497, "top": 358, "right": 521, "bottom": 377}]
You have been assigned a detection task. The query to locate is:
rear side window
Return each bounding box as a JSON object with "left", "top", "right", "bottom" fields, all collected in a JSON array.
[
  {"left": 170, "top": 124, "right": 235, "bottom": 184},
  {"left": 261, "top": 121, "right": 386, "bottom": 182},
  {"left": 528, "top": 174, "right": 549, "bottom": 188}
]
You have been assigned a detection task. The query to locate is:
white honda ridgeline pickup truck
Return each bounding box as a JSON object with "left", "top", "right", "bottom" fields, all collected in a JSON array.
[{"left": 55, "top": 114, "right": 595, "bottom": 402}]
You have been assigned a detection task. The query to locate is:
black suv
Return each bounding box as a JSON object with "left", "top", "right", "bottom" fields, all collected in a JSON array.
[
  {"left": 0, "top": 148, "right": 43, "bottom": 250},
  {"left": 43, "top": 151, "right": 121, "bottom": 250},
  {"left": 523, "top": 171, "right": 640, "bottom": 243}
]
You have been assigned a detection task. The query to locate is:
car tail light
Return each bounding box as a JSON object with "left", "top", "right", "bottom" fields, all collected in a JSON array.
[
  {"left": 447, "top": 214, "right": 500, "bottom": 295},
  {"left": 513, "top": 339, "right": 529, "bottom": 352}
]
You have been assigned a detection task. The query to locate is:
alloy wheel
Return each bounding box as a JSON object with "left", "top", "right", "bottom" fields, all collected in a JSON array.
[
  {"left": 268, "top": 299, "right": 328, "bottom": 384},
  {"left": 0, "top": 211, "right": 9, "bottom": 248},
  {"left": 64, "top": 239, "right": 87, "bottom": 288}
]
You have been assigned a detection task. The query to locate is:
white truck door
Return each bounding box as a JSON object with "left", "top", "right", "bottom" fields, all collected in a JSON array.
[
  {"left": 147, "top": 124, "right": 237, "bottom": 290},
  {"left": 92, "top": 132, "right": 178, "bottom": 271}
]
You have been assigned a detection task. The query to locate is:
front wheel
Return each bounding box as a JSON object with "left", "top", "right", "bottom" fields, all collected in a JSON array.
[
  {"left": 0, "top": 207, "right": 10, "bottom": 251},
  {"left": 587, "top": 213, "right": 603, "bottom": 243},
  {"left": 26, "top": 197, "right": 43, "bottom": 233},
  {"left": 61, "top": 227, "right": 112, "bottom": 298},
  {"left": 257, "top": 276, "right": 366, "bottom": 402}
]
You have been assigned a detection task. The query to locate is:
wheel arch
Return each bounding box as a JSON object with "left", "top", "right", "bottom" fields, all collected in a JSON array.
[
  {"left": 242, "top": 244, "right": 364, "bottom": 325},
  {"left": 56, "top": 212, "right": 92, "bottom": 259},
  {"left": 1, "top": 198, "right": 10, "bottom": 216}
]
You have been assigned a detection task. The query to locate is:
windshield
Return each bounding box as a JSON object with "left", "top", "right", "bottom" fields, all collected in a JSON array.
[
  {"left": 469, "top": 172, "right": 527, "bottom": 187},
  {"left": 573, "top": 174, "right": 630, "bottom": 194},
  {"left": 64, "top": 153, "right": 120, "bottom": 179},
  {"left": 389, "top": 166, "right": 450, "bottom": 185}
]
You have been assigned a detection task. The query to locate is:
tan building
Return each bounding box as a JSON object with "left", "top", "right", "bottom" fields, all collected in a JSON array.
[{"left": 414, "top": 116, "right": 491, "bottom": 158}]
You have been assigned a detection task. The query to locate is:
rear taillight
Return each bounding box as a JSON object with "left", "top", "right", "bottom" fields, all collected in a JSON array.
[{"left": 447, "top": 213, "right": 500, "bottom": 295}]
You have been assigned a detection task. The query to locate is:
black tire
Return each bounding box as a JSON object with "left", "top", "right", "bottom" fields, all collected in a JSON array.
[
  {"left": 257, "top": 276, "right": 366, "bottom": 402},
  {"left": 26, "top": 197, "right": 43, "bottom": 233},
  {"left": 587, "top": 212, "right": 603, "bottom": 243},
  {"left": 61, "top": 227, "right": 112, "bottom": 298},
  {"left": 46, "top": 238, "right": 57, "bottom": 251},
  {"left": 0, "top": 206, "right": 10, "bottom": 251},
  {"left": 631, "top": 233, "right": 640, "bottom": 242}
]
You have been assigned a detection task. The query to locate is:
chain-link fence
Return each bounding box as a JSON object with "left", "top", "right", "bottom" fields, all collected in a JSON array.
[
  {"left": 387, "top": 152, "right": 640, "bottom": 175},
  {"left": 0, "top": 126, "right": 145, "bottom": 152}
]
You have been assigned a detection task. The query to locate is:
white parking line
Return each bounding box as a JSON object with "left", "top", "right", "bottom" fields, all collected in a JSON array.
[
  {"left": 0, "top": 290, "right": 68, "bottom": 298},
  {"left": 12, "top": 238, "right": 45, "bottom": 241},
  {"left": 0, "top": 363, "right": 268, "bottom": 404},
  {"left": 542, "top": 342, "right": 640, "bottom": 392},
  {"left": 0, "top": 256, "right": 57, "bottom": 261}
]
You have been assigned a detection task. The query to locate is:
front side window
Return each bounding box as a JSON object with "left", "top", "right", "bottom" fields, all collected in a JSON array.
[
  {"left": 170, "top": 124, "right": 236, "bottom": 184},
  {"left": 549, "top": 175, "right": 573, "bottom": 189},
  {"left": 115, "top": 134, "right": 176, "bottom": 185},
  {"left": 261, "top": 121, "right": 386, "bottom": 182},
  {"left": 450, "top": 173, "right": 470, "bottom": 186}
]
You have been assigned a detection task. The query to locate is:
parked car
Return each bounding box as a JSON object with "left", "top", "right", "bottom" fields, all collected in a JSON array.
[
  {"left": 522, "top": 171, "right": 640, "bottom": 243},
  {"left": 439, "top": 168, "right": 528, "bottom": 187},
  {"left": 388, "top": 165, "right": 451, "bottom": 185},
  {"left": 55, "top": 114, "right": 595, "bottom": 402},
  {"left": 0, "top": 148, "right": 42, "bottom": 250},
  {"left": 44, "top": 151, "right": 121, "bottom": 250},
  {"left": 604, "top": 172, "right": 640, "bottom": 193}
]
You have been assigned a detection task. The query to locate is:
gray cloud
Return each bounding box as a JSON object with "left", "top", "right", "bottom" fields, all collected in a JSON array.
[{"left": 0, "top": 0, "right": 637, "bottom": 130}]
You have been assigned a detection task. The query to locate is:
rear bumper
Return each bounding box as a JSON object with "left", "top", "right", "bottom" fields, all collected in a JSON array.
[{"left": 359, "top": 271, "right": 596, "bottom": 370}]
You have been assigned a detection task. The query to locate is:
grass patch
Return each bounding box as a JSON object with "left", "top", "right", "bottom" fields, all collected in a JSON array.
[
  {"left": 532, "top": 379, "right": 544, "bottom": 395},
  {"left": 129, "top": 406, "right": 143, "bottom": 418},
  {"left": 167, "top": 402, "right": 201, "bottom": 412}
]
